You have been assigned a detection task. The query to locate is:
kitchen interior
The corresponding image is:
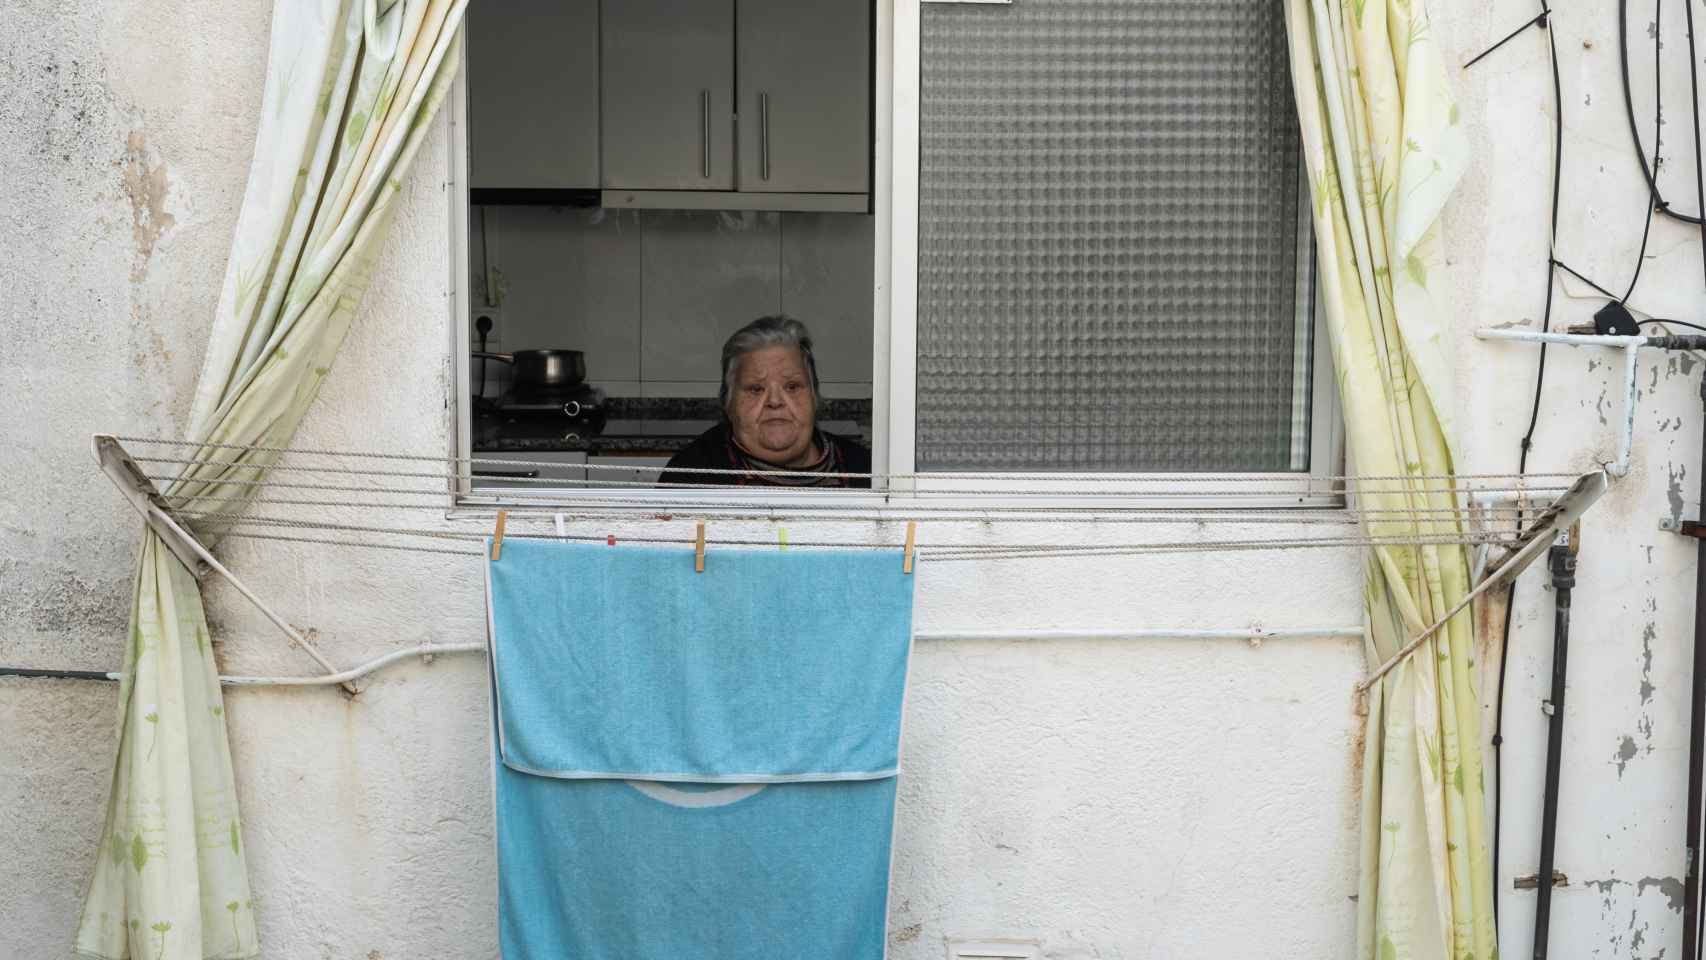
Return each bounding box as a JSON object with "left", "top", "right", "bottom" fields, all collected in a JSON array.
[{"left": 465, "top": 0, "right": 876, "bottom": 490}]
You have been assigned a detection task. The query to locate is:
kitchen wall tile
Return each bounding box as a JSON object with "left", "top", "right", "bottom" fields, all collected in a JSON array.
[
  {"left": 641, "top": 380, "right": 721, "bottom": 398},
  {"left": 781, "top": 213, "right": 875, "bottom": 383},
  {"left": 477, "top": 207, "right": 874, "bottom": 399},
  {"left": 586, "top": 380, "right": 641, "bottom": 397},
  {"left": 817, "top": 382, "right": 873, "bottom": 399},
  {"left": 486, "top": 206, "right": 642, "bottom": 381},
  {"left": 639, "top": 211, "right": 782, "bottom": 382}
]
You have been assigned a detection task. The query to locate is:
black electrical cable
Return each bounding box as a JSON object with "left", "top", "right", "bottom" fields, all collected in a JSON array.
[
  {"left": 1465, "top": 9, "right": 1552, "bottom": 70},
  {"left": 1622, "top": 0, "right": 1705, "bottom": 223},
  {"left": 1644, "top": 319, "right": 1706, "bottom": 334},
  {"left": 1478, "top": 0, "right": 1693, "bottom": 938},
  {"left": 1625, "top": 0, "right": 1663, "bottom": 301},
  {"left": 1626, "top": 204, "right": 1659, "bottom": 302},
  {"left": 1685, "top": 0, "right": 1706, "bottom": 304},
  {"left": 1491, "top": 0, "right": 1563, "bottom": 933},
  {"left": 1551, "top": 257, "right": 1621, "bottom": 300}
]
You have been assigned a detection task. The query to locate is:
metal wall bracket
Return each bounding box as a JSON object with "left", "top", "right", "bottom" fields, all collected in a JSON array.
[
  {"left": 1514, "top": 871, "right": 1570, "bottom": 890},
  {"left": 1480, "top": 473, "right": 1606, "bottom": 589},
  {"left": 90, "top": 433, "right": 355, "bottom": 692},
  {"left": 91, "top": 434, "right": 210, "bottom": 577},
  {"left": 1661, "top": 517, "right": 1706, "bottom": 538}
]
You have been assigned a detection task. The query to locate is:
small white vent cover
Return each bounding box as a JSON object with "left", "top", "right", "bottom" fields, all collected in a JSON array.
[{"left": 946, "top": 939, "right": 1041, "bottom": 960}]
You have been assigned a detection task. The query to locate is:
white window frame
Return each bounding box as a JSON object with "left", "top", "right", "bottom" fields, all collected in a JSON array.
[{"left": 444, "top": 0, "right": 1341, "bottom": 513}]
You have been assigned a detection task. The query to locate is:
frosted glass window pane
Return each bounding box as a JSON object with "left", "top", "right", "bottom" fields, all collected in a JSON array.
[{"left": 917, "top": 0, "right": 1309, "bottom": 473}]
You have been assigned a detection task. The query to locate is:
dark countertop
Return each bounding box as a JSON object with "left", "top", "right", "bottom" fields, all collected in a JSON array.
[{"left": 475, "top": 434, "right": 692, "bottom": 455}]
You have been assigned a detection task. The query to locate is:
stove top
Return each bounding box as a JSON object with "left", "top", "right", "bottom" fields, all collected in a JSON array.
[
  {"left": 478, "top": 385, "right": 608, "bottom": 443},
  {"left": 496, "top": 383, "right": 603, "bottom": 412}
]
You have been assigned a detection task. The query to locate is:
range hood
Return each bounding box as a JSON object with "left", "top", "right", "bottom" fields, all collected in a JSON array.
[{"left": 600, "top": 190, "right": 868, "bottom": 214}]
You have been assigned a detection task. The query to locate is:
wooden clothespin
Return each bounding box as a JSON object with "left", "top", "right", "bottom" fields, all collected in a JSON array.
[
  {"left": 902, "top": 521, "right": 917, "bottom": 574},
  {"left": 490, "top": 510, "right": 508, "bottom": 561},
  {"left": 695, "top": 520, "right": 706, "bottom": 573}
]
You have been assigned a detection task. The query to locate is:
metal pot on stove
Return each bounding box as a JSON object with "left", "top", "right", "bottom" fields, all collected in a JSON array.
[{"left": 472, "top": 349, "right": 587, "bottom": 395}]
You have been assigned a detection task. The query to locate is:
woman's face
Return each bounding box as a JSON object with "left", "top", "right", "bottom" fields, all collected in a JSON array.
[{"left": 727, "top": 346, "right": 818, "bottom": 465}]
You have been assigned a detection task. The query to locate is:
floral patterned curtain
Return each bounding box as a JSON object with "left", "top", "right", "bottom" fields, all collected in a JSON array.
[
  {"left": 1281, "top": 1, "right": 1498, "bottom": 957},
  {"left": 74, "top": 2, "right": 466, "bottom": 956}
]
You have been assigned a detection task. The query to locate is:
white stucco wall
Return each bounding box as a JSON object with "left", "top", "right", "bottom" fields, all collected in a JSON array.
[{"left": 3, "top": 1, "right": 1703, "bottom": 958}]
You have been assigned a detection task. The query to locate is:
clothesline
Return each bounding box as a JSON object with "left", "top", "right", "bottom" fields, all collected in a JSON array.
[
  {"left": 183, "top": 510, "right": 1524, "bottom": 550},
  {"left": 138, "top": 452, "right": 1571, "bottom": 495},
  {"left": 208, "top": 529, "right": 1524, "bottom": 562},
  {"left": 142, "top": 471, "right": 1569, "bottom": 500},
  {"left": 76, "top": 435, "right": 1607, "bottom": 708},
  {"left": 112, "top": 435, "right": 1584, "bottom": 482},
  {"left": 169, "top": 497, "right": 1529, "bottom": 526},
  {"left": 95, "top": 433, "right": 1577, "bottom": 563}
]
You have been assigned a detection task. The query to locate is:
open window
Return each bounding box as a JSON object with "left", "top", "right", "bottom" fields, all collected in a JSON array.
[{"left": 448, "top": 0, "right": 1336, "bottom": 507}]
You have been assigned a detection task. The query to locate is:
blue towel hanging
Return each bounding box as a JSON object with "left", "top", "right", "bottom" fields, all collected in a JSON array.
[{"left": 486, "top": 540, "right": 916, "bottom": 960}]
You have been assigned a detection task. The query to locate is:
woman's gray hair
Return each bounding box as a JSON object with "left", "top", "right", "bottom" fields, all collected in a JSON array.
[{"left": 718, "top": 315, "right": 821, "bottom": 420}]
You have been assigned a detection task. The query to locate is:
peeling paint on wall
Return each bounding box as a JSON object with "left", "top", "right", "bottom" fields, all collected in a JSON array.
[
  {"left": 1613, "top": 735, "right": 1639, "bottom": 778},
  {"left": 1668, "top": 462, "right": 1687, "bottom": 523}
]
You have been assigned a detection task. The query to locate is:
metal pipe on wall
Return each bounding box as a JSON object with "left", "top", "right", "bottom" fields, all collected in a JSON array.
[
  {"left": 0, "top": 625, "right": 1369, "bottom": 688},
  {"left": 1682, "top": 372, "right": 1706, "bottom": 960},
  {"left": 1532, "top": 536, "right": 1578, "bottom": 960}
]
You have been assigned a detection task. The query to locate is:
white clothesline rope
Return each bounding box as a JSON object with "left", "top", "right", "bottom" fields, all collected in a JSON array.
[
  {"left": 111, "top": 435, "right": 1584, "bottom": 483},
  {"left": 143, "top": 472, "right": 1570, "bottom": 500},
  {"left": 185, "top": 510, "right": 1524, "bottom": 548},
  {"left": 104, "top": 433, "right": 1562, "bottom": 561},
  {"left": 164, "top": 492, "right": 1531, "bottom": 522},
  {"left": 83, "top": 435, "right": 1600, "bottom": 698},
  {"left": 212, "top": 531, "right": 1522, "bottom": 562},
  {"left": 200, "top": 514, "right": 1524, "bottom": 563}
]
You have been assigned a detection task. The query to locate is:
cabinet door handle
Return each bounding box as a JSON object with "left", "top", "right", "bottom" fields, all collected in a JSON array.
[
  {"left": 760, "top": 92, "right": 771, "bottom": 181},
  {"left": 700, "top": 89, "right": 711, "bottom": 179}
]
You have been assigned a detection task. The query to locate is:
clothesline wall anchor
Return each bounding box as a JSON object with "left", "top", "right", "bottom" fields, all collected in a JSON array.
[
  {"left": 93, "top": 434, "right": 357, "bottom": 693},
  {"left": 1356, "top": 470, "right": 1609, "bottom": 693},
  {"left": 91, "top": 434, "right": 211, "bottom": 578}
]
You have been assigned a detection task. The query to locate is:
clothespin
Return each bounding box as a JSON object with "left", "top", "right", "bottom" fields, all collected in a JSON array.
[
  {"left": 695, "top": 520, "right": 706, "bottom": 573},
  {"left": 490, "top": 510, "right": 508, "bottom": 561},
  {"left": 777, "top": 527, "right": 789, "bottom": 551},
  {"left": 607, "top": 534, "right": 617, "bottom": 546},
  {"left": 554, "top": 513, "right": 567, "bottom": 540},
  {"left": 903, "top": 521, "right": 917, "bottom": 574}
]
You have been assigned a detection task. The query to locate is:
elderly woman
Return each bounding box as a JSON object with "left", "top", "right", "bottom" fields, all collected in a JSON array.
[{"left": 659, "top": 316, "right": 871, "bottom": 488}]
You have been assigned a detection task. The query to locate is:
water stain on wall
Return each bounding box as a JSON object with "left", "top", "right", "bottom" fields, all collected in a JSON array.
[{"left": 118, "top": 130, "right": 175, "bottom": 282}]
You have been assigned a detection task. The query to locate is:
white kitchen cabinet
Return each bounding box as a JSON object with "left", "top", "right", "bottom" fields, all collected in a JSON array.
[
  {"left": 599, "top": 0, "right": 870, "bottom": 206},
  {"left": 601, "top": 0, "right": 737, "bottom": 191},
  {"left": 467, "top": 0, "right": 600, "bottom": 190},
  {"left": 736, "top": 0, "right": 871, "bottom": 195}
]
